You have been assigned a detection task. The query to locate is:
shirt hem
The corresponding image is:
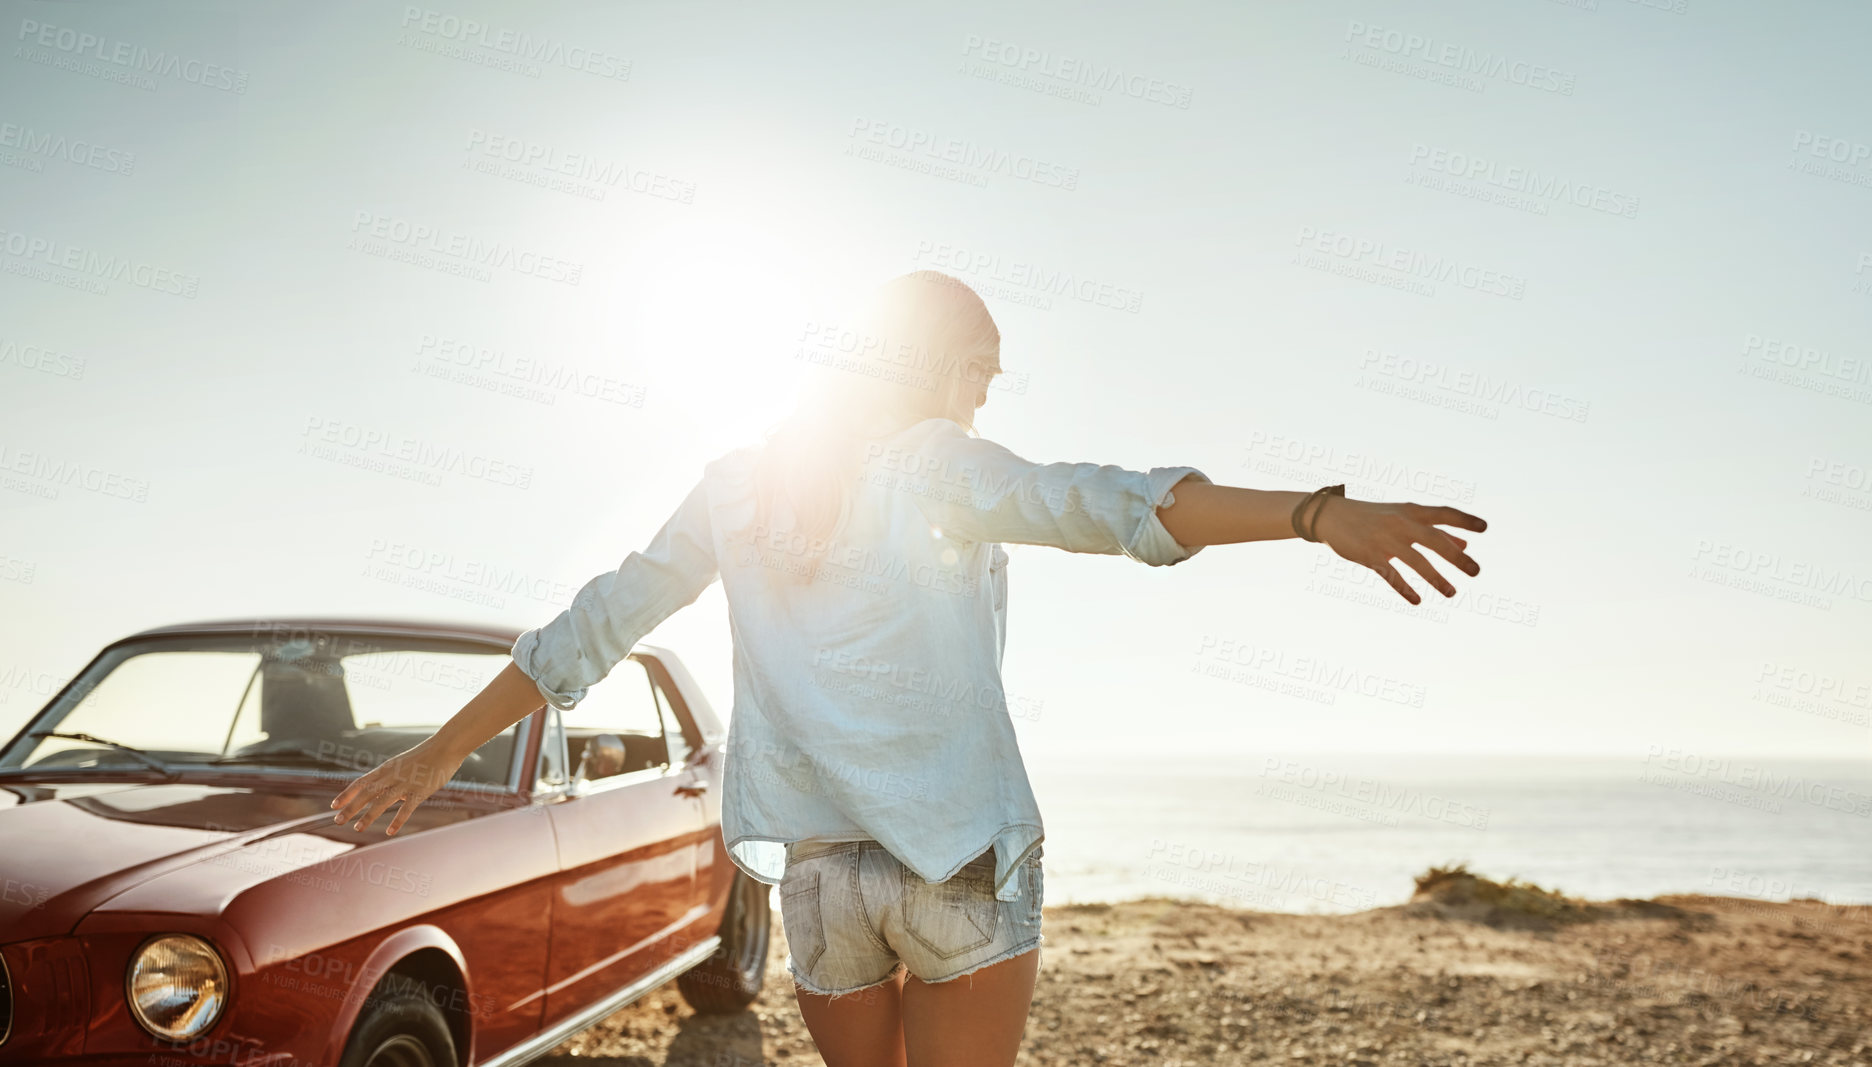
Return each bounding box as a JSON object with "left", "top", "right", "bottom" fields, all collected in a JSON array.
[{"left": 726, "top": 823, "right": 1045, "bottom": 904}]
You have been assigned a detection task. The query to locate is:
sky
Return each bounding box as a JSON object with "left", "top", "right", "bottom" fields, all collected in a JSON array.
[{"left": 1, "top": 0, "right": 1869, "bottom": 764}]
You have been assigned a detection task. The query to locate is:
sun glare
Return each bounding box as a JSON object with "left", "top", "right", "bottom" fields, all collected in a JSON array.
[{"left": 624, "top": 217, "right": 818, "bottom": 453}]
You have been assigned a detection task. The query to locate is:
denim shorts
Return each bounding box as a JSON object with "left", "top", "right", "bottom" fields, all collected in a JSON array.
[{"left": 777, "top": 838, "right": 1045, "bottom": 996}]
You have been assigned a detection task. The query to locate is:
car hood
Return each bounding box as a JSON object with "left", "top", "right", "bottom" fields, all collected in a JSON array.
[{"left": 0, "top": 777, "right": 500, "bottom": 940}]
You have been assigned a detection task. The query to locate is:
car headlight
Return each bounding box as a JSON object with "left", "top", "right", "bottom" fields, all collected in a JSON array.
[{"left": 126, "top": 934, "right": 228, "bottom": 1041}]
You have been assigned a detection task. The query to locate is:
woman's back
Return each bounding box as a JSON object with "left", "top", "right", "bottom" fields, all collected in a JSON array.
[{"left": 511, "top": 413, "right": 1212, "bottom": 903}]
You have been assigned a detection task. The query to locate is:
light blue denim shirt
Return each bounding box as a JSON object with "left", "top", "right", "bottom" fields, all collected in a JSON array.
[{"left": 511, "top": 415, "right": 1210, "bottom": 902}]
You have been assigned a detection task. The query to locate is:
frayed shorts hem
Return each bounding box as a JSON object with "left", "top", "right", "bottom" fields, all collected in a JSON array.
[
  {"left": 789, "top": 958, "right": 906, "bottom": 999},
  {"left": 788, "top": 936, "right": 1044, "bottom": 998},
  {"left": 915, "top": 934, "right": 1043, "bottom": 987}
]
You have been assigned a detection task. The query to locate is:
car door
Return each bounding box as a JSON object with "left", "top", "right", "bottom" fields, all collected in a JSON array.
[
  {"left": 640, "top": 653, "right": 727, "bottom": 934},
  {"left": 541, "top": 655, "right": 706, "bottom": 1025}
]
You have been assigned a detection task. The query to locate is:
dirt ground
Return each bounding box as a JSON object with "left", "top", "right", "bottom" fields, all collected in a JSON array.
[{"left": 533, "top": 888, "right": 1872, "bottom": 1066}]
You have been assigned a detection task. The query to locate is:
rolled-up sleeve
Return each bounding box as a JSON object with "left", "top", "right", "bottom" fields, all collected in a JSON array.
[
  {"left": 880, "top": 417, "right": 1212, "bottom": 566},
  {"left": 511, "top": 475, "right": 720, "bottom": 709}
]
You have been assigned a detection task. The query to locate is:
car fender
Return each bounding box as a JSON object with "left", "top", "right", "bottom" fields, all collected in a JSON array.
[{"left": 320, "top": 923, "right": 474, "bottom": 1066}]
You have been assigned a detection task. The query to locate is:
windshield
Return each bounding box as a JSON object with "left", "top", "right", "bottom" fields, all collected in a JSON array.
[{"left": 0, "top": 631, "right": 526, "bottom": 788}]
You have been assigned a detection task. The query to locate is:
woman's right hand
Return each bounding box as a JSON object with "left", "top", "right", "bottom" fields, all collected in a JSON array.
[
  {"left": 330, "top": 736, "right": 467, "bottom": 836},
  {"left": 1312, "top": 498, "right": 1487, "bottom": 605}
]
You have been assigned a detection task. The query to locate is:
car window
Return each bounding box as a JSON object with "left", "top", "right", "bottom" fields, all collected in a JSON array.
[
  {"left": 30, "top": 650, "right": 261, "bottom": 756},
  {"left": 650, "top": 674, "right": 693, "bottom": 767},
  {"left": 560, "top": 657, "right": 668, "bottom": 781},
  {"left": 327, "top": 649, "right": 516, "bottom": 785},
  {"left": 0, "top": 636, "right": 525, "bottom": 789},
  {"left": 339, "top": 650, "right": 509, "bottom": 728}
]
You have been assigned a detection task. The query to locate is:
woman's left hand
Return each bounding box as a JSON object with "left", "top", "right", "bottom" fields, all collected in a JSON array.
[{"left": 330, "top": 736, "right": 466, "bottom": 835}]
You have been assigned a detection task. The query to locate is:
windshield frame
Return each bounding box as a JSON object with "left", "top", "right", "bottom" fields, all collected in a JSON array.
[{"left": 0, "top": 628, "right": 541, "bottom": 797}]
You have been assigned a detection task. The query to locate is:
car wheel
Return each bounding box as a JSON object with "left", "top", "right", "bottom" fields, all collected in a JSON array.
[
  {"left": 678, "top": 869, "right": 772, "bottom": 1014},
  {"left": 338, "top": 973, "right": 458, "bottom": 1067}
]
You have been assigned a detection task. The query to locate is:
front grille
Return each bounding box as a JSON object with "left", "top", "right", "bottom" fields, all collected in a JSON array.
[{"left": 0, "top": 949, "right": 12, "bottom": 1046}]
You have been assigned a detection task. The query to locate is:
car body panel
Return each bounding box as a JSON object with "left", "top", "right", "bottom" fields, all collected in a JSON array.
[
  {"left": 539, "top": 765, "right": 706, "bottom": 1027},
  {"left": 0, "top": 619, "right": 740, "bottom": 1066}
]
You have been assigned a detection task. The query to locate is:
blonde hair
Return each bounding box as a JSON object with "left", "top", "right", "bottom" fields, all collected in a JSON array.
[{"left": 732, "top": 271, "right": 1000, "bottom": 577}]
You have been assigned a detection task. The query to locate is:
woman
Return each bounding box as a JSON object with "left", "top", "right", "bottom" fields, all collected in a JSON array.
[{"left": 331, "top": 270, "right": 1487, "bottom": 1066}]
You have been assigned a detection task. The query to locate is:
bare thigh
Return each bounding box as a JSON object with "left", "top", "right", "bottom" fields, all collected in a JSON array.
[
  {"left": 794, "top": 941, "right": 1039, "bottom": 1067},
  {"left": 901, "top": 947, "right": 1040, "bottom": 1067},
  {"left": 794, "top": 967, "right": 908, "bottom": 1067}
]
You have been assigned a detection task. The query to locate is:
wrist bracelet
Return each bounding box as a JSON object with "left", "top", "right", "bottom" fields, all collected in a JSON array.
[
  {"left": 1290, "top": 490, "right": 1320, "bottom": 541},
  {"left": 1306, "top": 484, "right": 1345, "bottom": 541},
  {"left": 1292, "top": 484, "right": 1346, "bottom": 543}
]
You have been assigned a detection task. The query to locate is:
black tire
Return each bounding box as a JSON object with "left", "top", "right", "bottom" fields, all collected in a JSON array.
[
  {"left": 678, "top": 870, "right": 772, "bottom": 1014},
  {"left": 338, "top": 973, "right": 458, "bottom": 1067}
]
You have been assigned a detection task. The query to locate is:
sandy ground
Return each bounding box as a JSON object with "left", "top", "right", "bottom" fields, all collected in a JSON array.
[{"left": 533, "top": 884, "right": 1872, "bottom": 1066}]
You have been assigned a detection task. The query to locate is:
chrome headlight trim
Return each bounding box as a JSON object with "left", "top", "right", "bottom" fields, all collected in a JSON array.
[{"left": 125, "top": 933, "right": 229, "bottom": 1042}]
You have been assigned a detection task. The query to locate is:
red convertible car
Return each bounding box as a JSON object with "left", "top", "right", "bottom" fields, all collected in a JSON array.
[{"left": 0, "top": 618, "right": 772, "bottom": 1066}]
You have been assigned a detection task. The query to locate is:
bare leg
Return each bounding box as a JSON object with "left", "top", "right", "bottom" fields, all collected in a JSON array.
[
  {"left": 794, "top": 966, "right": 909, "bottom": 1067},
  {"left": 900, "top": 946, "right": 1040, "bottom": 1067}
]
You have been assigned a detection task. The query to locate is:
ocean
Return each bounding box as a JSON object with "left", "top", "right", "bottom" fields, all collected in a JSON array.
[{"left": 1021, "top": 752, "right": 1872, "bottom": 914}]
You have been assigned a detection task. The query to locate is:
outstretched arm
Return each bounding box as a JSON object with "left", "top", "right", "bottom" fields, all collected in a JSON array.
[
  {"left": 333, "top": 473, "right": 721, "bottom": 834},
  {"left": 1155, "top": 476, "right": 1487, "bottom": 605},
  {"left": 886, "top": 419, "right": 1487, "bottom": 599},
  {"left": 329, "top": 661, "right": 545, "bottom": 834}
]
